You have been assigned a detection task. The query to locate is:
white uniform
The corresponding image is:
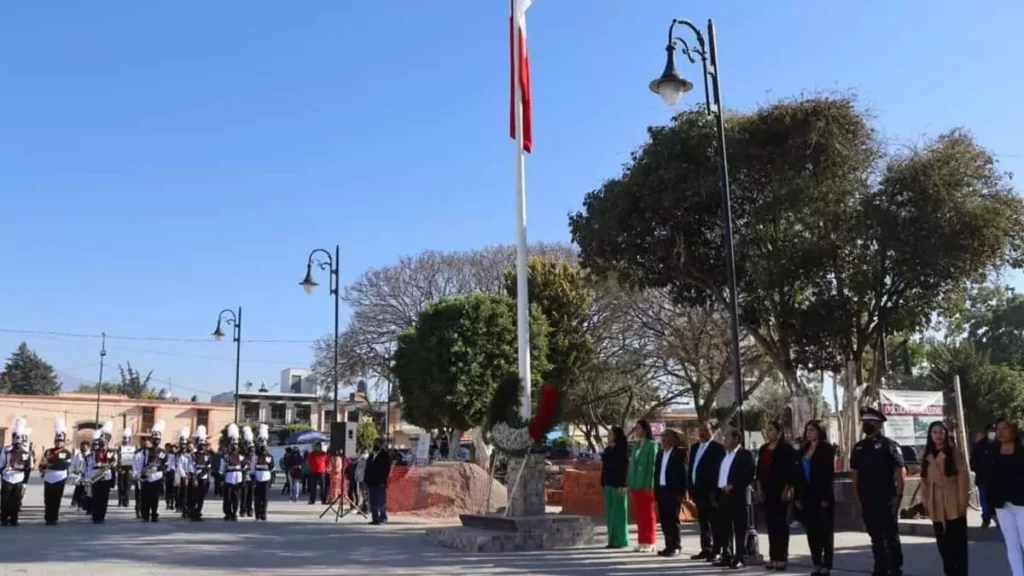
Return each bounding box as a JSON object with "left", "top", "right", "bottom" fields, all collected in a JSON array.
[{"left": 0, "top": 445, "right": 32, "bottom": 484}]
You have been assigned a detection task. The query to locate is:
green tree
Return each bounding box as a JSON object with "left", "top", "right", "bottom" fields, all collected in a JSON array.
[
  {"left": 76, "top": 382, "right": 120, "bottom": 394},
  {"left": 118, "top": 361, "right": 155, "bottom": 399},
  {"left": 0, "top": 342, "right": 62, "bottom": 395},
  {"left": 393, "top": 294, "right": 550, "bottom": 445},
  {"left": 356, "top": 416, "right": 379, "bottom": 452},
  {"left": 923, "top": 341, "right": 1024, "bottom": 433}
]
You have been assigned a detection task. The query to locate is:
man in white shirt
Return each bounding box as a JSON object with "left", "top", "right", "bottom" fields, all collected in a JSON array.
[
  {"left": 688, "top": 422, "right": 725, "bottom": 561},
  {"left": 0, "top": 418, "right": 33, "bottom": 526},
  {"left": 40, "top": 419, "right": 73, "bottom": 525},
  {"left": 712, "top": 429, "right": 756, "bottom": 570},
  {"left": 654, "top": 429, "right": 688, "bottom": 556}
]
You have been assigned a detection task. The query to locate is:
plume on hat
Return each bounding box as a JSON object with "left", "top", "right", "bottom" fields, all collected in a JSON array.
[
  {"left": 195, "top": 425, "right": 208, "bottom": 441},
  {"left": 123, "top": 427, "right": 133, "bottom": 439},
  {"left": 101, "top": 421, "right": 114, "bottom": 437},
  {"left": 226, "top": 423, "right": 240, "bottom": 442},
  {"left": 91, "top": 429, "right": 102, "bottom": 441},
  {"left": 151, "top": 419, "right": 166, "bottom": 436},
  {"left": 12, "top": 417, "right": 26, "bottom": 436},
  {"left": 241, "top": 425, "right": 254, "bottom": 443},
  {"left": 257, "top": 423, "right": 269, "bottom": 442},
  {"left": 178, "top": 426, "right": 190, "bottom": 442},
  {"left": 54, "top": 418, "right": 67, "bottom": 437}
]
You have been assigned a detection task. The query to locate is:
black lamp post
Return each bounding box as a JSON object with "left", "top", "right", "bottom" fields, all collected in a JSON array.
[
  {"left": 649, "top": 18, "right": 760, "bottom": 560},
  {"left": 300, "top": 245, "right": 340, "bottom": 427},
  {"left": 213, "top": 307, "right": 242, "bottom": 422}
]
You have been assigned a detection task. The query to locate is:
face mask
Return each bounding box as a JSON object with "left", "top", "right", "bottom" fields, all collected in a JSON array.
[
  {"left": 862, "top": 422, "right": 877, "bottom": 436},
  {"left": 988, "top": 432, "right": 996, "bottom": 441}
]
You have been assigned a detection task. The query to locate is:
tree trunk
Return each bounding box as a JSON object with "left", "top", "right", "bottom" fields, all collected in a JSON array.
[{"left": 448, "top": 428, "right": 462, "bottom": 459}]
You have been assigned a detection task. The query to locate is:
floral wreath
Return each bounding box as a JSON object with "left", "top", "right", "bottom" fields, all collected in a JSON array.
[{"left": 487, "top": 375, "right": 561, "bottom": 457}]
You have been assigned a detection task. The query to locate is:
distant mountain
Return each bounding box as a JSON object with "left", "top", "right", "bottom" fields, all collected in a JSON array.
[{"left": 57, "top": 370, "right": 92, "bottom": 390}]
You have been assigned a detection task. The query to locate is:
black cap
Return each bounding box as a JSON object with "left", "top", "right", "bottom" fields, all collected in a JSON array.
[{"left": 860, "top": 406, "right": 887, "bottom": 423}]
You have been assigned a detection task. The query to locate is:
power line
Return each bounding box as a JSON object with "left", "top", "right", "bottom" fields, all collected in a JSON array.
[{"left": 0, "top": 328, "right": 315, "bottom": 344}]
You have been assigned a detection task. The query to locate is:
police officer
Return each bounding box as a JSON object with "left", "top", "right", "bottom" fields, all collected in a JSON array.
[{"left": 850, "top": 406, "right": 906, "bottom": 576}]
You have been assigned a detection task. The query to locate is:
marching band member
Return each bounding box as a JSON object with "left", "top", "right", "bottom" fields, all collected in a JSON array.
[
  {"left": 39, "top": 419, "right": 73, "bottom": 525},
  {"left": 240, "top": 425, "right": 255, "bottom": 517},
  {"left": 81, "top": 433, "right": 101, "bottom": 514},
  {"left": 116, "top": 427, "right": 136, "bottom": 509},
  {"left": 134, "top": 419, "right": 168, "bottom": 522},
  {"left": 70, "top": 440, "right": 90, "bottom": 509},
  {"left": 220, "top": 424, "right": 244, "bottom": 521},
  {"left": 175, "top": 427, "right": 191, "bottom": 518},
  {"left": 84, "top": 421, "right": 115, "bottom": 524},
  {"left": 251, "top": 424, "right": 274, "bottom": 521},
  {"left": 0, "top": 418, "right": 33, "bottom": 526},
  {"left": 187, "top": 425, "right": 212, "bottom": 521},
  {"left": 164, "top": 441, "right": 178, "bottom": 511}
]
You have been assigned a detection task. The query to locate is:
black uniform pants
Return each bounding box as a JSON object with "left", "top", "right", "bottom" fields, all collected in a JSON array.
[
  {"left": 71, "top": 482, "right": 84, "bottom": 507},
  {"left": 656, "top": 488, "right": 682, "bottom": 551},
  {"left": 862, "top": 499, "right": 904, "bottom": 575},
  {"left": 0, "top": 480, "right": 24, "bottom": 524},
  {"left": 240, "top": 480, "right": 253, "bottom": 514},
  {"left": 801, "top": 501, "right": 835, "bottom": 569},
  {"left": 91, "top": 479, "right": 111, "bottom": 522},
  {"left": 43, "top": 480, "right": 66, "bottom": 524},
  {"left": 188, "top": 478, "right": 207, "bottom": 519},
  {"left": 713, "top": 492, "right": 749, "bottom": 562},
  {"left": 692, "top": 489, "right": 718, "bottom": 555},
  {"left": 117, "top": 467, "right": 132, "bottom": 507},
  {"left": 213, "top": 473, "right": 222, "bottom": 496},
  {"left": 222, "top": 482, "right": 240, "bottom": 518},
  {"left": 178, "top": 478, "right": 189, "bottom": 515},
  {"left": 164, "top": 474, "right": 176, "bottom": 508},
  {"left": 933, "top": 516, "right": 968, "bottom": 576},
  {"left": 764, "top": 498, "right": 791, "bottom": 562},
  {"left": 254, "top": 480, "right": 270, "bottom": 518},
  {"left": 140, "top": 480, "right": 162, "bottom": 520}
]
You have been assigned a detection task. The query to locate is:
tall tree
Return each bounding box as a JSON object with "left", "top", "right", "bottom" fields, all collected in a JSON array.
[
  {"left": 0, "top": 342, "right": 62, "bottom": 395},
  {"left": 392, "top": 294, "right": 550, "bottom": 449},
  {"left": 118, "top": 361, "right": 155, "bottom": 399}
]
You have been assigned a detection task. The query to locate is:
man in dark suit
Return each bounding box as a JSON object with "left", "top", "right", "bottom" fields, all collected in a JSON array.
[
  {"left": 688, "top": 421, "right": 726, "bottom": 561},
  {"left": 364, "top": 439, "right": 392, "bottom": 525},
  {"left": 712, "top": 428, "right": 757, "bottom": 569},
  {"left": 654, "top": 429, "right": 689, "bottom": 556}
]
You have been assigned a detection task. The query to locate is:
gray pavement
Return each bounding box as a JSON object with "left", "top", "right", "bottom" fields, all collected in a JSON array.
[{"left": 0, "top": 483, "right": 1013, "bottom": 575}]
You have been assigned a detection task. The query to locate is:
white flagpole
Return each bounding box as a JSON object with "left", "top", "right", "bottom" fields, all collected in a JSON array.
[{"left": 512, "top": 0, "right": 532, "bottom": 421}]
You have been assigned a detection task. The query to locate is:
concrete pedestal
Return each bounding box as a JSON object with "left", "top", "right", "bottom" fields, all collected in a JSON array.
[
  {"left": 426, "top": 514, "right": 595, "bottom": 552},
  {"left": 506, "top": 453, "right": 546, "bottom": 517}
]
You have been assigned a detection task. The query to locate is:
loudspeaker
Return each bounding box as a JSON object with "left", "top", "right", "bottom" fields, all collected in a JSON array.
[{"left": 329, "top": 422, "right": 357, "bottom": 457}]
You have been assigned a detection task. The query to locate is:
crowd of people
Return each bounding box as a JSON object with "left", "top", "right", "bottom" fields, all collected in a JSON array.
[{"left": 598, "top": 407, "right": 1003, "bottom": 576}]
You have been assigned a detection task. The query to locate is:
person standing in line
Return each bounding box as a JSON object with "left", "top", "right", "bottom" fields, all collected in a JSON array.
[
  {"left": 793, "top": 420, "right": 836, "bottom": 575},
  {"left": 133, "top": 420, "right": 168, "bottom": 523},
  {"left": 627, "top": 419, "right": 657, "bottom": 553},
  {"left": 850, "top": 406, "right": 906, "bottom": 576},
  {"left": 219, "top": 424, "right": 244, "bottom": 521},
  {"left": 212, "top": 443, "right": 225, "bottom": 497},
  {"left": 301, "top": 449, "right": 311, "bottom": 496},
  {"left": 84, "top": 425, "right": 115, "bottom": 524},
  {"left": 164, "top": 443, "right": 178, "bottom": 511},
  {"left": 345, "top": 454, "right": 361, "bottom": 511},
  {"left": 920, "top": 421, "right": 969, "bottom": 576},
  {"left": 0, "top": 418, "right": 33, "bottom": 526},
  {"left": 988, "top": 419, "right": 1024, "bottom": 576},
  {"left": 188, "top": 426, "right": 212, "bottom": 521},
  {"left": 115, "top": 428, "right": 136, "bottom": 509},
  {"left": 250, "top": 424, "right": 274, "bottom": 521},
  {"left": 39, "top": 419, "right": 73, "bottom": 525},
  {"left": 600, "top": 426, "right": 630, "bottom": 549},
  {"left": 688, "top": 421, "right": 726, "bottom": 561},
  {"left": 712, "top": 429, "right": 756, "bottom": 570},
  {"left": 175, "top": 427, "right": 192, "bottom": 519},
  {"left": 239, "top": 426, "right": 255, "bottom": 517},
  {"left": 306, "top": 442, "right": 328, "bottom": 505},
  {"left": 654, "top": 428, "right": 688, "bottom": 557},
  {"left": 70, "top": 440, "right": 90, "bottom": 510},
  {"left": 279, "top": 448, "right": 290, "bottom": 496},
  {"left": 285, "top": 448, "right": 304, "bottom": 502},
  {"left": 971, "top": 425, "right": 997, "bottom": 529},
  {"left": 756, "top": 420, "right": 796, "bottom": 571},
  {"left": 365, "top": 438, "right": 392, "bottom": 525}
]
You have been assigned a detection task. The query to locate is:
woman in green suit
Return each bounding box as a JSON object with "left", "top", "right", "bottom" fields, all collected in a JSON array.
[
  {"left": 601, "top": 426, "right": 630, "bottom": 548},
  {"left": 628, "top": 419, "right": 657, "bottom": 552}
]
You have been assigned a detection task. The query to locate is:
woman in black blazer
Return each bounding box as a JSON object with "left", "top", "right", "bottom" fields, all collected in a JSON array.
[
  {"left": 756, "top": 421, "right": 796, "bottom": 571},
  {"left": 793, "top": 420, "right": 836, "bottom": 575}
]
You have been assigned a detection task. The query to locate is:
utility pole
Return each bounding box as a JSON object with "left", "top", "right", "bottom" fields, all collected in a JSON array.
[
  {"left": 94, "top": 332, "right": 107, "bottom": 424},
  {"left": 953, "top": 375, "right": 970, "bottom": 466}
]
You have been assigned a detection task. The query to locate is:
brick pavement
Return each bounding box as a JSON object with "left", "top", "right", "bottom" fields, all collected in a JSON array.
[{"left": 0, "top": 484, "right": 1012, "bottom": 575}]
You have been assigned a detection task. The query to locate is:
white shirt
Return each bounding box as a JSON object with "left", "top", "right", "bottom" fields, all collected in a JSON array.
[
  {"left": 177, "top": 451, "right": 194, "bottom": 480},
  {"left": 250, "top": 453, "right": 274, "bottom": 483},
  {"left": 0, "top": 445, "right": 32, "bottom": 484},
  {"left": 85, "top": 449, "right": 114, "bottom": 482},
  {"left": 71, "top": 450, "right": 89, "bottom": 474},
  {"left": 118, "top": 445, "right": 136, "bottom": 467},
  {"left": 220, "top": 451, "right": 245, "bottom": 485},
  {"left": 659, "top": 448, "right": 673, "bottom": 486},
  {"left": 42, "top": 448, "right": 72, "bottom": 484},
  {"left": 692, "top": 441, "right": 710, "bottom": 483},
  {"left": 718, "top": 447, "right": 739, "bottom": 489},
  {"left": 133, "top": 448, "right": 166, "bottom": 483}
]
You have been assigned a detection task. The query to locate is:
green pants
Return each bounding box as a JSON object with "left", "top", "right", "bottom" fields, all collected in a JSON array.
[{"left": 603, "top": 486, "right": 629, "bottom": 548}]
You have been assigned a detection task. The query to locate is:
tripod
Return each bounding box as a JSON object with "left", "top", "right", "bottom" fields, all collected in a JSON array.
[{"left": 319, "top": 470, "right": 366, "bottom": 522}]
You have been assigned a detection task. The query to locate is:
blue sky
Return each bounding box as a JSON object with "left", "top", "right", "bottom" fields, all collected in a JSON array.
[{"left": 1, "top": 0, "right": 1021, "bottom": 400}]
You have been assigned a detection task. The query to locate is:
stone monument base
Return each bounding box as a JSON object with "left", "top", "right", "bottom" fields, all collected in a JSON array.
[{"left": 426, "top": 513, "right": 595, "bottom": 553}]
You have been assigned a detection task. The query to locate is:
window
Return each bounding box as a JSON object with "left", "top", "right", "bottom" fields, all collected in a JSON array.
[
  {"left": 243, "top": 402, "right": 261, "bottom": 422},
  {"left": 196, "top": 409, "right": 209, "bottom": 430},
  {"left": 323, "top": 410, "right": 335, "bottom": 425},
  {"left": 291, "top": 375, "right": 302, "bottom": 393},
  {"left": 294, "top": 405, "right": 311, "bottom": 425},
  {"left": 270, "top": 403, "right": 286, "bottom": 422},
  {"left": 141, "top": 407, "right": 155, "bottom": 433},
  {"left": 346, "top": 410, "right": 360, "bottom": 423}
]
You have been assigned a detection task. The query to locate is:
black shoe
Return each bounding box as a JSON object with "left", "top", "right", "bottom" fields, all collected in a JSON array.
[
  {"left": 983, "top": 518, "right": 992, "bottom": 529},
  {"left": 712, "top": 558, "right": 732, "bottom": 567},
  {"left": 729, "top": 561, "right": 745, "bottom": 570},
  {"left": 657, "top": 548, "right": 680, "bottom": 557},
  {"left": 690, "top": 551, "right": 711, "bottom": 561},
  {"left": 151, "top": 517, "right": 159, "bottom": 523},
  {"left": 92, "top": 518, "right": 104, "bottom": 524}
]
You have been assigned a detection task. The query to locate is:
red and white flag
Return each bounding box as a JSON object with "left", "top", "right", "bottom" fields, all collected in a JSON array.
[{"left": 510, "top": 0, "right": 533, "bottom": 153}]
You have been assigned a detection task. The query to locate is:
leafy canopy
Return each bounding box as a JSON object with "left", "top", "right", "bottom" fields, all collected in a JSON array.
[{"left": 0, "top": 342, "right": 62, "bottom": 395}]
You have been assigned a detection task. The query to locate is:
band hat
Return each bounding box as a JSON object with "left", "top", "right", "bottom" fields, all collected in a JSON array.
[
  {"left": 227, "top": 423, "right": 240, "bottom": 444},
  {"left": 54, "top": 418, "right": 67, "bottom": 440},
  {"left": 151, "top": 419, "right": 166, "bottom": 437},
  {"left": 860, "top": 406, "right": 887, "bottom": 423},
  {"left": 123, "top": 427, "right": 133, "bottom": 439},
  {"left": 241, "top": 425, "right": 254, "bottom": 444}
]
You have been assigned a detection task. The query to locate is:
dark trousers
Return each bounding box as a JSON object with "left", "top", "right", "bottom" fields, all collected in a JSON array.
[
  {"left": 0, "top": 480, "right": 24, "bottom": 524},
  {"left": 368, "top": 485, "right": 388, "bottom": 523},
  {"left": 656, "top": 488, "right": 682, "bottom": 551},
  {"left": 177, "top": 479, "right": 188, "bottom": 514},
  {"left": 933, "top": 516, "right": 968, "bottom": 576},
  {"left": 222, "top": 483, "right": 240, "bottom": 518},
  {"left": 764, "top": 498, "right": 791, "bottom": 562},
  {"left": 117, "top": 467, "right": 132, "bottom": 506},
  {"left": 862, "top": 500, "right": 904, "bottom": 575},
  {"left": 91, "top": 479, "right": 111, "bottom": 522},
  {"left": 253, "top": 480, "right": 269, "bottom": 519},
  {"left": 213, "top": 473, "right": 223, "bottom": 496},
  {"left": 979, "top": 484, "right": 993, "bottom": 523},
  {"left": 801, "top": 501, "right": 835, "bottom": 569},
  {"left": 347, "top": 476, "right": 360, "bottom": 506},
  {"left": 693, "top": 490, "right": 717, "bottom": 555},
  {"left": 240, "top": 480, "right": 253, "bottom": 515},
  {"left": 308, "top": 472, "right": 325, "bottom": 504},
  {"left": 164, "top": 475, "right": 176, "bottom": 508},
  {"left": 713, "top": 493, "right": 749, "bottom": 562},
  {"left": 140, "top": 480, "right": 162, "bottom": 520},
  {"left": 71, "top": 483, "right": 84, "bottom": 507},
  {"left": 43, "top": 480, "right": 66, "bottom": 524},
  {"left": 188, "top": 479, "right": 207, "bottom": 519}
]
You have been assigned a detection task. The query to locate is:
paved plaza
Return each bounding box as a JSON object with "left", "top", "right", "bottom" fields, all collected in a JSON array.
[{"left": 0, "top": 484, "right": 1012, "bottom": 575}]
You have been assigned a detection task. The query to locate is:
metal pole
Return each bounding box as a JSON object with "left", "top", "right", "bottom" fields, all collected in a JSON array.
[
  {"left": 95, "top": 332, "right": 107, "bottom": 424},
  {"left": 512, "top": 0, "right": 532, "bottom": 420},
  {"left": 234, "top": 307, "right": 242, "bottom": 422},
  {"left": 333, "top": 244, "right": 340, "bottom": 423},
  {"left": 953, "top": 375, "right": 970, "bottom": 465}
]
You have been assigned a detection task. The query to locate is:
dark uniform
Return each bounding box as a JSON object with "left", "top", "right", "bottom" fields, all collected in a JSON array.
[
  {"left": 189, "top": 448, "right": 212, "bottom": 520},
  {"left": 40, "top": 444, "right": 73, "bottom": 524},
  {"left": 850, "top": 407, "right": 906, "bottom": 576}
]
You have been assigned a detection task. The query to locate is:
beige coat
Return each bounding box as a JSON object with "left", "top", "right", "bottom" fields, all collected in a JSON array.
[{"left": 920, "top": 449, "right": 969, "bottom": 524}]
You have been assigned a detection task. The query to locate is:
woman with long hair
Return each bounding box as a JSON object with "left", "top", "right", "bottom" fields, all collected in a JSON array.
[
  {"left": 601, "top": 426, "right": 630, "bottom": 549},
  {"left": 989, "top": 419, "right": 1024, "bottom": 576},
  {"left": 920, "top": 420, "right": 969, "bottom": 576},
  {"left": 756, "top": 420, "right": 796, "bottom": 571},
  {"left": 792, "top": 420, "right": 836, "bottom": 575},
  {"left": 627, "top": 419, "right": 657, "bottom": 552}
]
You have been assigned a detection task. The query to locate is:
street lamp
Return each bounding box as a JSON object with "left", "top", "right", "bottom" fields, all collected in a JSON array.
[
  {"left": 300, "top": 245, "right": 340, "bottom": 426},
  {"left": 213, "top": 307, "right": 242, "bottom": 421},
  {"left": 649, "top": 18, "right": 760, "bottom": 560}
]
